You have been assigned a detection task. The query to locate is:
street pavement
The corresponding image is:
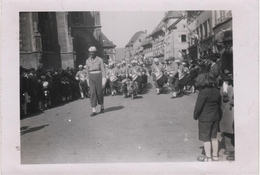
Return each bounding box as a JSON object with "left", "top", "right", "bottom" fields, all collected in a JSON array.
[{"left": 20, "top": 77, "right": 229, "bottom": 164}]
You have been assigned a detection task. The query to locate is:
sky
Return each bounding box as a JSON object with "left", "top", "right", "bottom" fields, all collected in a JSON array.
[{"left": 100, "top": 11, "right": 166, "bottom": 48}]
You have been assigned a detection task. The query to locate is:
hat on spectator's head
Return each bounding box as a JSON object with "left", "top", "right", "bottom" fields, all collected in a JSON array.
[
  {"left": 223, "top": 30, "right": 232, "bottom": 42},
  {"left": 89, "top": 46, "right": 97, "bottom": 52},
  {"left": 78, "top": 65, "right": 83, "bottom": 68},
  {"left": 83, "top": 65, "right": 86, "bottom": 68}
]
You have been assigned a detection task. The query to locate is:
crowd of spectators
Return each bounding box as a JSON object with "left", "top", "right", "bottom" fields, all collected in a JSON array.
[{"left": 20, "top": 65, "right": 82, "bottom": 117}]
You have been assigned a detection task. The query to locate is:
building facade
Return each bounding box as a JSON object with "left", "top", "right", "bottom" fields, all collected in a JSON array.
[
  {"left": 212, "top": 10, "right": 232, "bottom": 53},
  {"left": 150, "top": 18, "right": 165, "bottom": 63},
  {"left": 186, "top": 11, "right": 215, "bottom": 59},
  {"left": 101, "top": 32, "right": 116, "bottom": 64},
  {"left": 163, "top": 11, "right": 189, "bottom": 61},
  {"left": 141, "top": 36, "right": 153, "bottom": 63},
  {"left": 125, "top": 31, "right": 147, "bottom": 63},
  {"left": 20, "top": 11, "right": 103, "bottom": 69},
  {"left": 186, "top": 10, "right": 232, "bottom": 59},
  {"left": 20, "top": 12, "right": 63, "bottom": 69}
]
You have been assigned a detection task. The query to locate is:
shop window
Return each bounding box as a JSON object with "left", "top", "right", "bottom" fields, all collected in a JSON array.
[{"left": 181, "top": 35, "right": 187, "bottom": 42}]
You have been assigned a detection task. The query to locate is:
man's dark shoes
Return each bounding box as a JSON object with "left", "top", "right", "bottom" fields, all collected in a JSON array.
[
  {"left": 90, "top": 112, "right": 97, "bottom": 117},
  {"left": 100, "top": 108, "right": 105, "bottom": 113}
]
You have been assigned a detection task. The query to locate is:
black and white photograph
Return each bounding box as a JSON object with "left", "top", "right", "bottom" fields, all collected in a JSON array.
[{"left": 1, "top": 0, "right": 259, "bottom": 174}]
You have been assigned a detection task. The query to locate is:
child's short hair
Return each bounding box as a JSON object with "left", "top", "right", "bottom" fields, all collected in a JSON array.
[{"left": 195, "top": 73, "right": 215, "bottom": 88}]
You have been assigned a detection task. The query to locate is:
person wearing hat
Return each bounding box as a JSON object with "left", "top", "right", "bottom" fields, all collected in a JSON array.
[
  {"left": 220, "top": 30, "right": 233, "bottom": 103},
  {"left": 139, "top": 61, "right": 149, "bottom": 87},
  {"left": 151, "top": 58, "right": 167, "bottom": 94},
  {"left": 207, "top": 54, "right": 220, "bottom": 86},
  {"left": 75, "top": 65, "right": 88, "bottom": 99},
  {"left": 178, "top": 61, "right": 190, "bottom": 93},
  {"left": 219, "top": 30, "right": 235, "bottom": 161},
  {"left": 129, "top": 59, "right": 143, "bottom": 94},
  {"left": 165, "top": 57, "right": 180, "bottom": 98},
  {"left": 85, "top": 46, "right": 106, "bottom": 117},
  {"left": 115, "top": 63, "right": 123, "bottom": 81},
  {"left": 107, "top": 62, "right": 120, "bottom": 96},
  {"left": 120, "top": 60, "right": 128, "bottom": 79}
]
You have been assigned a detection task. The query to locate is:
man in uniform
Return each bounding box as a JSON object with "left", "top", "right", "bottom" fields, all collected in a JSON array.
[
  {"left": 129, "top": 60, "right": 143, "bottom": 93},
  {"left": 85, "top": 46, "right": 106, "bottom": 117},
  {"left": 165, "top": 57, "right": 179, "bottom": 98},
  {"left": 151, "top": 58, "right": 167, "bottom": 94},
  {"left": 75, "top": 65, "right": 87, "bottom": 99}
]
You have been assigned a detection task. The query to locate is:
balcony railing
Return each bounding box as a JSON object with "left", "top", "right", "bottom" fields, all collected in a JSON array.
[{"left": 216, "top": 11, "right": 232, "bottom": 25}]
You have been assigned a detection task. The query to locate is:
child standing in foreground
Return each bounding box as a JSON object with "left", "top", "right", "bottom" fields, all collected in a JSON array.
[{"left": 193, "top": 73, "right": 222, "bottom": 162}]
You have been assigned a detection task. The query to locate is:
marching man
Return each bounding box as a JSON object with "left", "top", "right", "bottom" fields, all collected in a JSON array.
[
  {"left": 107, "top": 62, "right": 120, "bottom": 96},
  {"left": 75, "top": 65, "right": 87, "bottom": 99},
  {"left": 165, "top": 57, "right": 180, "bottom": 98},
  {"left": 151, "top": 58, "right": 167, "bottom": 94}
]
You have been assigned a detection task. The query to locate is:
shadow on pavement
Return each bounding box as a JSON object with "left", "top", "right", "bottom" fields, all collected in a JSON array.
[
  {"left": 104, "top": 106, "right": 124, "bottom": 113},
  {"left": 20, "top": 110, "right": 44, "bottom": 120},
  {"left": 135, "top": 96, "right": 143, "bottom": 99},
  {"left": 20, "top": 124, "right": 49, "bottom": 136}
]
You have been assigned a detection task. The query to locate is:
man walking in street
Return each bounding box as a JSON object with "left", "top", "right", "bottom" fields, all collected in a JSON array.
[{"left": 85, "top": 46, "right": 106, "bottom": 117}]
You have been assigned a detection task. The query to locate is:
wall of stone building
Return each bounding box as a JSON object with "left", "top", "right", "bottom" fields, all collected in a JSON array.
[
  {"left": 20, "top": 12, "right": 34, "bottom": 53},
  {"left": 41, "top": 52, "right": 62, "bottom": 69},
  {"left": 20, "top": 12, "right": 42, "bottom": 69},
  {"left": 38, "top": 12, "right": 61, "bottom": 69},
  {"left": 133, "top": 33, "right": 146, "bottom": 54},
  {"left": 56, "top": 12, "right": 74, "bottom": 69},
  {"left": 172, "top": 31, "right": 189, "bottom": 59},
  {"left": 20, "top": 52, "right": 40, "bottom": 69}
]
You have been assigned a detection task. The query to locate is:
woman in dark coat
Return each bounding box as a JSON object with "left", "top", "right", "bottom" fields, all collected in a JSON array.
[{"left": 193, "top": 73, "right": 222, "bottom": 162}]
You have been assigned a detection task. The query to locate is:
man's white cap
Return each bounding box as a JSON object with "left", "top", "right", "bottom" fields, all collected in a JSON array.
[
  {"left": 83, "top": 65, "right": 86, "bottom": 68},
  {"left": 154, "top": 58, "right": 159, "bottom": 62},
  {"left": 109, "top": 62, "right": 114, "bottom": 66},
  {"left": 89, "top": 46, "right": 97, "bottom": 52},
  {"left": 131, "top": 60, "right": 137, "bottom": 64},
  {"left": 78, "top": 65, "right": 83, "bottom": 68}
]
